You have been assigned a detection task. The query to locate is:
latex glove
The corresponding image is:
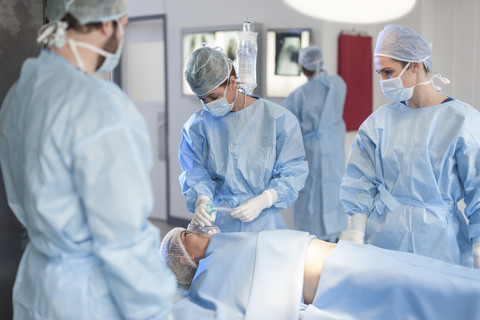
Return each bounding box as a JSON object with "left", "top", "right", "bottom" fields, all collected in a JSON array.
[
  {"left": 473, "top": 237, "right": 480, "bottom": 269},
  {"left": 347, "top": 213, "right": 368, "bottom": 244},
  {"left": 192, "top": 195, "right": 216, "bottom": 227},
  {"left": 231, "top": 189, "right": 277, "bottom": 222}
]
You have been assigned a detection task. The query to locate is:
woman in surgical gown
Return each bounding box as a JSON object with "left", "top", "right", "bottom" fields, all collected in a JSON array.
[
  {"left": 283, "top": 46, "right": 347, "bottom": 241},
  {"left": 340, "top": 24, "right": 480, "bottom": 267},
  {"left": 179, "top": 45, "right": 308, "bottom": 232}
]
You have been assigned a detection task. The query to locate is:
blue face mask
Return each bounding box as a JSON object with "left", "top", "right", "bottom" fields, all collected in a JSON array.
[
  {"left": 96, "top": 22, "right": 124, "bottom": 74},
  {"left": 67, "top": 20, "right": 124, "bottom": 74},
  {"left": 201, "top": 80, "right": 237, "bottom": 117},
  {"left": 379, "top": 62, "right": 413, "bottom": 101},
  {"left": 380, "top": 62, "right": 438, "bottom": 102}
]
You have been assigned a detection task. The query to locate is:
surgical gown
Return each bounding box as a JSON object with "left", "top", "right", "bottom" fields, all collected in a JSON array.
[
  {"left": 0, "top": 50, "right": 176, "bottom": 319},
  {"left": 283, "top": 71, "right": 347, "bottom": 239},
  {"left": 179, "top": 97, "right": 308, "bottom": 232},
  {"left": 340, "top": 98, "right": 480, "bottom": 266}
]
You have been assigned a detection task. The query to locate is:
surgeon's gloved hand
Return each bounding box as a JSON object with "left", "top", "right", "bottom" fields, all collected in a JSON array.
[
  {"left": 473, "top": 237, "right": 480, "bottom": 269},
  {"left": 231, "top": 189, "right": 277, "bottom": 222},
  {"left": 348, "top": 213, "right": 368, "bottom": 244},
  {"left": 192, "top": 195, "right": 216, "bottom": 227}
]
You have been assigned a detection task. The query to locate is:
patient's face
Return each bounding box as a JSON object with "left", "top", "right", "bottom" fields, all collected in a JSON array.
[{"left": 181, "top": 230, "right": 209, "bottom": 263}]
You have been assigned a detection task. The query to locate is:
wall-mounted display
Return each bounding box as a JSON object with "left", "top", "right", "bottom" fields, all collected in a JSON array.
[
  {"left": 181, "top": 24, "right": 261, "bottom": 96},
  {"left": 265, "top": 28, "right": 310, "bottom": 98}
]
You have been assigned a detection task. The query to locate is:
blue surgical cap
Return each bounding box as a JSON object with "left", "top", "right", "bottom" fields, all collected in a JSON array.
[
  {"left": 46, "top": 0, "right": 128, "bottom": 24},
  {"left": 299, "top": 45, "right": 324, "bottom": 72},
  {"left": 374, "top": 24, "right": 432, "bottom": 72},
  {"left": 185, "top": 45, "right": 233, "bottom": 97}
]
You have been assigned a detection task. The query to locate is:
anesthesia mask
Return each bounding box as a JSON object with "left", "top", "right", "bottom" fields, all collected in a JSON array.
[{"left": 188, "top": 202, "right": 221, "bottom": 235}]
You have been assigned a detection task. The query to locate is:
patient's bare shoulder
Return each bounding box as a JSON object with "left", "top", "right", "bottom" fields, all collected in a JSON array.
[{"left": 303, "top": 239, "right": 337, "bottom": 304}]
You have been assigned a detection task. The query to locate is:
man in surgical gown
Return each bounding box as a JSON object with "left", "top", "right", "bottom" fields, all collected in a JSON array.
[
  {"left": 283, "top": 46, "right": 347, "bottom": 241},
  {"left": 179, "top": 46, "right": 308, "bottom": 232},
  {"left": 340, "top": 24, "right": 480, "bottom": 267},
  {"left": 0, "top": 1, "right": 176, "bottom": 319}
]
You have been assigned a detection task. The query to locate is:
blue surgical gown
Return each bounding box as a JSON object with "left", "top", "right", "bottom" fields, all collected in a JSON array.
[
  {"left": 340, "top": 98, "right": 480, "bottom": 266},
  {"left": 0, "top": 50, "right": 176, "bottom": 319},
  {"left": 179, "top": 97, "right": 308, "bottom": 232},
  {"left": 283, "top": 71, "right": 347, "bottom": 239}
]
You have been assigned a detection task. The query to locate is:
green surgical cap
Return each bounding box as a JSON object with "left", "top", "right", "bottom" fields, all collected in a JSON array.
[
  {"left": 185, "top": 45, "right": 233, "bottom": 97},
  {"left": 46, "top": 0, "right": 128, "bottom": 24},
  {"left": 299, "top": 45, "right": 324, "bottom": 72}
]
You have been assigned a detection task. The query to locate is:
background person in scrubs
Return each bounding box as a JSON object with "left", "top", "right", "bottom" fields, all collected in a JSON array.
[
  {"left": 283, "top": 45, "right": 347, "bottom": 242},
  {"left": 0, "top": 0, "right": 176, "bottom": 319},
  {"left": 179, "top": 45, "right": 308, "bottom": 232},
  {"left": 340, "top": 24, "right": 480, "bottom": 268}
]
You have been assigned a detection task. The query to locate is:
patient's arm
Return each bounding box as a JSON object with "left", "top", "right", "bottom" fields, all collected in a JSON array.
[{"left": 303, "top": 239, "right": 337, "bottom": 304}]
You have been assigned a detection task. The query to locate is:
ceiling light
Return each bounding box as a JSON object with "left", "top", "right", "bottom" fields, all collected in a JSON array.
[{"left": 283, "top": 0, "right": 416, "bottom": 24}]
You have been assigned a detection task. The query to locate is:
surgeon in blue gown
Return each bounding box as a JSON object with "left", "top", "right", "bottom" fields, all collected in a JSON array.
[
  {"left": 179, "top": 45, "right": 308, "bottom": 232},
  {"left": 0, "top": 1, "right": 176, "bottom": 319},
  {"left": 340, "top": 24, "right": 480, "bottom": 268},
  {"left": 283, "top": 45, "right": 347, "bottom": 241}
]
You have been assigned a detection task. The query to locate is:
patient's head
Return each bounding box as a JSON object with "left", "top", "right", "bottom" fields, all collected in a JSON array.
[{"left": 160, "top": 227, "right": 210, "bottom": 285}]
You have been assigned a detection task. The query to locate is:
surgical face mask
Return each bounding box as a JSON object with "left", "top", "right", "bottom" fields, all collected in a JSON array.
[
  {"left": 201, "top": 79, "right": 237, "bottom": 117},
  {"left": 379, "top": 62, "right": 413, "bottom": 101},
  {"left": 380, "top": 62, "right": 436, "bottom": 102},
  {"left": 68, "top": 20, "right": 124, "bottom": 74},
  {"left": 96, "top": 22, "right": 124, "bottom": 74}
]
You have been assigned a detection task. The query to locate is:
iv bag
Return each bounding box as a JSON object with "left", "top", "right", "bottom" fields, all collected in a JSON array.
[{"left": 236, "top": 19, "right": 258, "bottom": 94}]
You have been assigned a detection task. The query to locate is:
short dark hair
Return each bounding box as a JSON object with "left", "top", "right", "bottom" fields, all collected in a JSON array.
[
  {"left": 60, "top": 13, "right": 111, "bottom": 33},
  {"left": 301, "top": 66, "right": 316, "bottom": 78}
]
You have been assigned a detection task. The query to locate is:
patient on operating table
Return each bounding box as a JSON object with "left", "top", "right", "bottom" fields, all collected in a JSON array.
[
  {"left": 161, "top": 227, "right": 335, "bottom": 304},
  {"left": 161, "top": 228, "right": 480, "bottom": 320}
]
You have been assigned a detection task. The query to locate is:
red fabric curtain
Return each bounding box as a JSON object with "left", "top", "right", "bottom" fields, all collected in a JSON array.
[{"left": 338, "top": 34, "right": 373, "bottom": 131}]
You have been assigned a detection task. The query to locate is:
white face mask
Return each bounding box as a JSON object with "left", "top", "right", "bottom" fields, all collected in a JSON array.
[
  {"left": 380, "top": 62, "right": 435, "bottom": 101},
  {"left": 201, "top": 79, "right": 237, "bottom": 117},
  {"left": 68, "top": 20, "right": 124, "bottom": 74}
]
